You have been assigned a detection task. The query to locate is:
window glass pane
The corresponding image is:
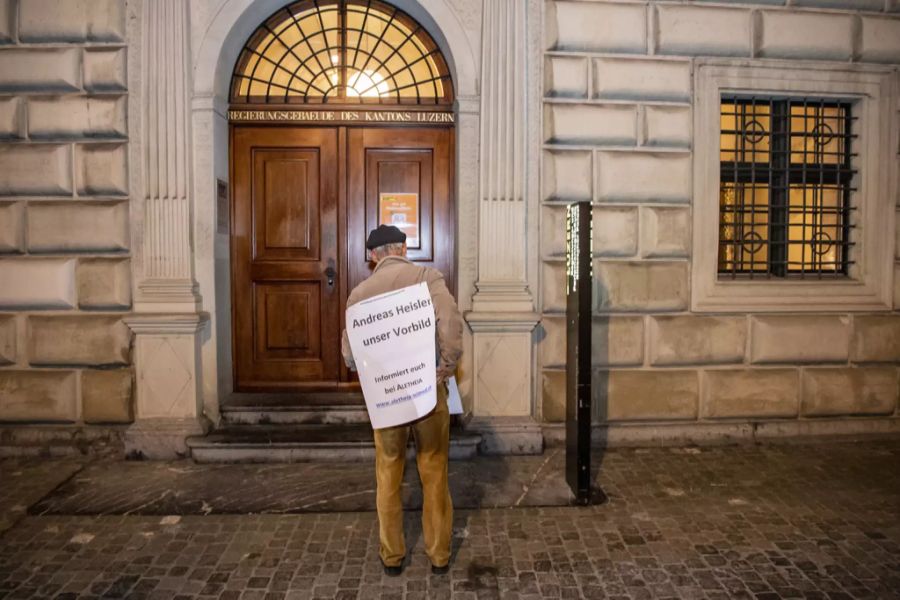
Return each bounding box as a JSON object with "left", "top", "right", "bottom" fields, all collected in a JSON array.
[
  {"left": 787, "top": 186, "right": 844, "bottom": 272},
  {"left": 790, "top": 104, "right": 847, "bottom": 165},
  {"left": 720, "top": 101, "right": 769, "bottom": 163},
  {"left": 718, "top": 183, "right": 769, "bottom": 273}
]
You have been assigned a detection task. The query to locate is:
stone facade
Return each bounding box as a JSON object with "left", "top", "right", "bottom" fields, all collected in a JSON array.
[
  {"left": 0, "top": 0, "right": 133, "bottom": 431},
  {"left": 539, "top": 0, "right": 900, "bottom": 440},
  {"left": 0, "top": 0, "right": 898, "bottom": 455}
]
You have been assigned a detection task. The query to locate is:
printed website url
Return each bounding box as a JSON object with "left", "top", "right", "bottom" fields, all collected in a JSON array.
[{"left": 375, "top": 384, "right": 433, "bottom": 409}]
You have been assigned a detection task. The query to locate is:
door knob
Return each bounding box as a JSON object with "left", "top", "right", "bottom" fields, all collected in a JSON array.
[{"left": 324, "top": 266, "right": 337, "bottom": 286}]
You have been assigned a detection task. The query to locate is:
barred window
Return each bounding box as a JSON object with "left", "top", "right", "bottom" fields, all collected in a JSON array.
[{"left": 718, "top": 96, "right": 856, "bottom": 278}]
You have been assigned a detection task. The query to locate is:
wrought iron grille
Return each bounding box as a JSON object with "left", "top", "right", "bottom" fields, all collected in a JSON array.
[
  {"left": 718, "top": 96, "right": 857, "bottom": 278},
  {"left": 230, "top": 0, "right": 453, "bottom": 105}
]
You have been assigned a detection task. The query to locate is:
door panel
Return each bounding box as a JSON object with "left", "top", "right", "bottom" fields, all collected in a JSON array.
[
  {"left": 257, "top": 155, "right": 314, "bottom": 256},
  {"left": 347, "top": 128, "right": 454, "bottom": 296},
  {"left": 232, "top": 127, "right": 339, "bottom": 390},
  {"left": 254, "top": 282, "right": 319, "bottom": 358}
]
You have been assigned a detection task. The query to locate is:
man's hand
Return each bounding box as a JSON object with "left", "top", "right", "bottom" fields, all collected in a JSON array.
[{"left": 436, "top": 364, "right": 454, "bottom": 385}]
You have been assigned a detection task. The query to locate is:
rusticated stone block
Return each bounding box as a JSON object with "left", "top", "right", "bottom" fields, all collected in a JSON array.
[
  {"left": 593, "top": 58, "right": 690, "bottom": 102},
  {"left": 592, "top": 316, "right": 644, "bottom": 367},
  {"left": 644, "top": 105, "right": 690, "bottom": 148},
  {"left": 595, "top": 261, "right": 689, "bottom": 312},
  {"left": 596, "top": 152, "right": 690, "bottom": 203},
  {"left": 0, "top": 97, "right": 22, "bottom": 139},
  {"left": 0, "top": 370, "right": 77, "bottom": 422},
  {"left": 28, "top": 96, "right": 126, "bottom": 139},
  {"left": 541, "top": 205, "right": 566, "bottom": 256},
  {"left": 75, "top": 144, "right": 127, "bottom": 195},
  {"left": 542, "top": 261, "right": 566, "bottom": 313},
  {"left": 641, "top": 206, "right": 690, "bottom": 258},
  {"left": 750, "top": 315, "right": 849, "bottom": 364},
  {"left": 0, "top": 201, "right": 24, "bottom": 253},
  {"left": 543, "top": 150, "right": 591, "bottom": 202},
  {"left": 702, "top": 369, "right": 799, "bottom": 419},
  {"left": 28, "top": 202, "right": 128, "bottom": 252},
  {"left": 656, "top": 5, "right": 751, "bottom": 57},
  {"left": 546, "top": 1, "right": 646, "bottom": 53},
  {"left": 542, "top": 315, "right": 643, "bottom": 367},
  {"left": 0, "top": 0, "right": 13, "bottom": 43},
  {"left": 19, "top": 0, "right": 125, "bottom": 42},
  {"left": 544, "top": 56, "right": 587, "bottom": 99},
  {"left": 82, "top": 368, "right": 133, "bottom": 423},
  {"left": 76, "top": 258, "right": 131, "bottom": 309},
  {"left": 83, "top": 49, "right": 126, "bottom": 92},
  {"left": 0, "top": 145, "right": 72, "bottom": 195},
  {"left": 650, "top": 316, "right": 746, "bottom": 366},
  {"left": 544, "top": 104, "right": 637, "bottom": 146},
  {"left": 598, "top": 369, "right": 699, "bottom": 421},
  {"left": 543, "top": 205, "right": 638, "bottom": 258},
  {"left": 793, "top": 0, "right": 882, "bottom": 9},
  {"left": 28, "top": 315, "right": 131, "bottom": 366},
  {"left": 802, "top": 368, "right": 898, "bottom": 417},
  {"left": 0, "top": 48, "right": 81, "bottom": 92},
  {"left": 594, "top": 207, "right": 638, "bottom": 257},
  {"left": 541, "top": 369, "right": 565, "bottom": 423},
  {"left": 0, "top": 314, "right": 15, "bottom": 364},
  {"left": 0, "top": 258, "right": 76, "bottom": 309},
  {"left": 860, "top": 17, "right": 900, "bottom": 64},
  {"left": 852, "top": 316, "right": 900, "bottom": 363},
  {"left": 758, "top": 11, "right": 853, "bottom": 61}
]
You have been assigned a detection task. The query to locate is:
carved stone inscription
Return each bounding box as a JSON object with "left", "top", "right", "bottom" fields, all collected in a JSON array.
[{"left": 228, "top": 110, "right": 455, "bottom": 124}]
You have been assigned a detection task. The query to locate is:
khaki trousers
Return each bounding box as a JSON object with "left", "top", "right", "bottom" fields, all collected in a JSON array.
[{"left": 372, "top": 386, "right": 452, "bottom": 567}]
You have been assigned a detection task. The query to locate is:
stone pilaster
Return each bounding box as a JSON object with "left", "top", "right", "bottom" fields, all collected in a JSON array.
[
  {"left": 126, "top": 0, "right": 208, "bottom": 458},
  {"left": 135, "top": 0, "right": 200, "bottom": 312},
  {"left": 465, "top": 0, "right": 541, "bottom": 453}
]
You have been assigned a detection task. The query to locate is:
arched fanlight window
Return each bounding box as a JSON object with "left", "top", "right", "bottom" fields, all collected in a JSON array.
[{"left": 230, "top": 0, "right": 453, "bottom": 105}]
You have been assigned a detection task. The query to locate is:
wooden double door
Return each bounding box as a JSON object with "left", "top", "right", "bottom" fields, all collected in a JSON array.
[{"left": 230, "top": 125, "right": 455, "bottom": 392}]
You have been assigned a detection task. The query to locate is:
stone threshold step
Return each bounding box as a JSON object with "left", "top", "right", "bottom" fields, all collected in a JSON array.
[
  {"left": 221, "top": 405, "right": 370, "bottom": 425},
  {"left": 186, "top": 424, "right": 481, "bottom": 463},
  {"left": 220, "top": 393, "right": 369, "bottom": 425}
]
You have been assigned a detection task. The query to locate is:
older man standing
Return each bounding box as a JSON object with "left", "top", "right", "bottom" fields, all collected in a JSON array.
[{"left": 341, "top": 224, "right": 463, "bottom": 577}]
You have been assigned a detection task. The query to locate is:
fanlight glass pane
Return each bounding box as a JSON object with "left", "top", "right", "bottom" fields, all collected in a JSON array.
[{"left": 231, "top": 0, "right": 452, "bottom": 104}]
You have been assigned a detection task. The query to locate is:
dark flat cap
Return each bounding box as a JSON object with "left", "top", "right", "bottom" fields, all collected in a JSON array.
[{"left": 366, "top": 224, "right": 407, "bottom": 250}]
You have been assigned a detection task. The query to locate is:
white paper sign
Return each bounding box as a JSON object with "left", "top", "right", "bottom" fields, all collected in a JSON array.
[
  {"left": 447, "top": 376, "right": 463, "bottom": 415},
  {"left": 346, "top": 282, "right": 437, "bottom": 429}
]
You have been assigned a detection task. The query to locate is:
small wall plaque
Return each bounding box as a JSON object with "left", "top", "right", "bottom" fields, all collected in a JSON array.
[{"left": 216, "top": 179, "right": 228, "bottom": 234}]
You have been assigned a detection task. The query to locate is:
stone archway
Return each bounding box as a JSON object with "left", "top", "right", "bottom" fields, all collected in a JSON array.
[{"left": 189, "top": 0, "right": 481, "bottom": 412}]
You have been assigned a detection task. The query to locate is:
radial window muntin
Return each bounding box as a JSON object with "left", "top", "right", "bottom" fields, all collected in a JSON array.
[{"left": 231, "top": 0, "right": 453, "bottom": 105}]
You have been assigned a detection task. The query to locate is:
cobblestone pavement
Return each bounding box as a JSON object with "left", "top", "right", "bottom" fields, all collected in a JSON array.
[
  {"left": 0, "top": 457, "right": 84, "bottom": 534},
  {"left": 1, "top": 441, "right": 898, "bottom": 599}
]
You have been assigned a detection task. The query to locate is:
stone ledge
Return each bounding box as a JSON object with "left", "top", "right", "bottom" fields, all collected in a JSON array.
[
  {"left": 465, "top": 416, "right": 543, "bottom": 455},
  {"left": 0, "top": 424, "right": 125, "bottom": 457},
  {"left": 542, "top": 416, "right": 900, "bottom": 448}
]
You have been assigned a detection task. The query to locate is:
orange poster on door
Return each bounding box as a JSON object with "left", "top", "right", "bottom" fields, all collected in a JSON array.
[{"left": 379, "top": 193, "right": 419, "bottom": 247}]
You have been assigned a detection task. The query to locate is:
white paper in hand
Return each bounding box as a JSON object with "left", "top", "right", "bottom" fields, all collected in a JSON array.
[
  {"left": 447, "top": 376, "right": 463, "bottom": 415},
  {"left": 346, "top": 282, "right": 437, "bottom": 429}
]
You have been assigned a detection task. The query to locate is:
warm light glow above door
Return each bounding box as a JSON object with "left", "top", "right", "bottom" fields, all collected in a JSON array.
[{"left": 230, "top": 0, "right": 452, "bottom": 105}]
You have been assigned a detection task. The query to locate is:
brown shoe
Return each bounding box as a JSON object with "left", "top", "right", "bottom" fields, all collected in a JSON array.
[{"left": 431, "top": 563, "right": 449, "bottom": 575}]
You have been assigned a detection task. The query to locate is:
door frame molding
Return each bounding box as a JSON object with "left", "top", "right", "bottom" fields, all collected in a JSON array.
[
  {"left": 175, "top": 0, "right": 480, "bottom": 413},
  {"left": 228, "top": 120, "right": 455, "bottom": 393}
]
